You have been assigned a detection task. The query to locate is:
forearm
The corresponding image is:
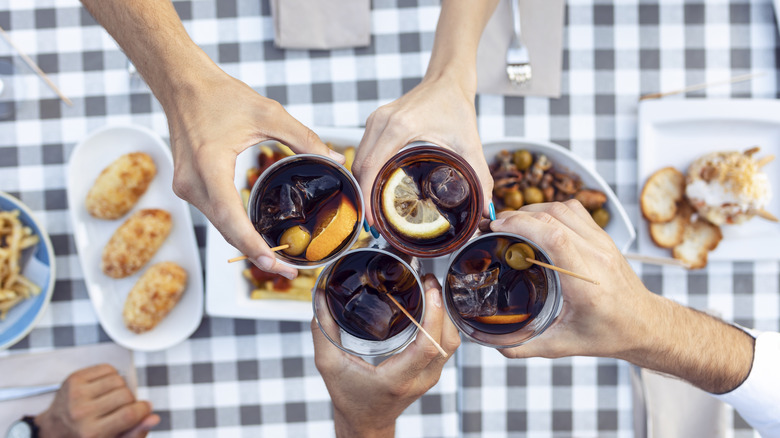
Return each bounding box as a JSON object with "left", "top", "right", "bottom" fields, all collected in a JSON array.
[
  {"left": 425, "top": 0, "right": 499, "bottom": 93},
  {"left": 333, "top": 408, "right": 395, "bottom": 438},
  {"left": 79, "top": 0, "right": 221, "bottom": 109},
  {"left": 618, "top": 293, "right": 755, "bottom": 394}
]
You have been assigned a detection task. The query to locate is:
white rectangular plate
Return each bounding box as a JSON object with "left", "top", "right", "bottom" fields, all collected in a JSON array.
[
  {"left": 205, "top": 127, "right": 364, "bottom": 321},
  {"left": 637, "top": 99, "right": 780, "bottom": 261},
  {"left": 67, "top": 125, "right": 204, "bottom": 351}
]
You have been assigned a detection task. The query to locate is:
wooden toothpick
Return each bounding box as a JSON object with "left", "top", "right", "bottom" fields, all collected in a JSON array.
[
  {"left": 525, "top": 258, "right": 599, "bottom": 285},
  {"left": 384, "top": 293, "right": 447, "bottom": 358},
  {"left": 227, "top": 244, "right": 290, "bottom": 263}
]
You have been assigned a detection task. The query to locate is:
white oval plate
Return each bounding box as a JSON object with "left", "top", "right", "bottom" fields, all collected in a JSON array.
[
  {"left": 67, "top": 125, "right": 203, "bottom": 351},
  {"left": 482, "top": 138, "right": 636, "bottom": 252}
]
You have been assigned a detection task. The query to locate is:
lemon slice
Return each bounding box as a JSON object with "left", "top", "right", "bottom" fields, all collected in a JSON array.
[{"left": 382, "top": 168, "right": 451, "bottom": 239}]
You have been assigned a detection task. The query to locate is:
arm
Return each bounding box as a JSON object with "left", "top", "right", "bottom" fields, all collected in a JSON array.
[
  {"left": 353, "top": 0, "right": 499, "bottom": 224},
  {"left": 490, "top": 201, "right": 767, "bottom": 401},
  {"left": 80, "top": 0, "right": 343, "bottom": 279},
  {"left": 35, "top": 364, "right": 159, "bottom": 438},
  {"left": 312, "top": 275, "right": 460, "bottom": 438}
]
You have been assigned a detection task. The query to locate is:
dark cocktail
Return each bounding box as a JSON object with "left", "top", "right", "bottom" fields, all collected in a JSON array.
[
  {"left": 371, "top": 144, "right": 483, "bottom": 258},
  {"left": 249, "top": 154, "right": 363, "bottom": 268},
  {"left": 313, "top": 248, "right": 424, "bottom": 356},
  {"left": 443, "top": 232, "right": 561, "bottom": 347}
]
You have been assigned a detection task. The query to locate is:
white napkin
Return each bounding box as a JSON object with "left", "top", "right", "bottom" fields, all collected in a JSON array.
[
  {"left": 476, "top": 0, "right": 565, "bottom": 97},
  {"left": 270, "top": 0, "right": 371, "bottom": 50},
  {"left": 0, "top": 343, "right": 135, "bottom": 431},
  {"left": 631, "top": 365, "right": 727, "bottom": 438}
]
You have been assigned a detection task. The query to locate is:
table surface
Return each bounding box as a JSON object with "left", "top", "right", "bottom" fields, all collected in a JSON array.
[{"left": 1, "top": 0, "right": 778, "bottom": 437}]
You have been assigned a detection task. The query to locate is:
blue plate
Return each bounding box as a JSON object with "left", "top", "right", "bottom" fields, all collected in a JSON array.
[{"left": 0, "top": 192, "right": 56, "bottom": 350}]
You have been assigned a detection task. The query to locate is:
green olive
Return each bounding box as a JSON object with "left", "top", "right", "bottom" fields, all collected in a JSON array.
[
  {"left": 591, "top": 208, "right": 610, "bottom": 229},
  {"left": 505, "top": 243, "right": 535, "bottom": 270},
  {"left": 503, "top": 190, "right": 524, "bottom": 210},
  {"left": 513, "top": 150, "right": 533, "bottom": 171},
  {"left": 523, "top": 187, "right": 544, "bottom": 204},
  {"left": 279, "top": 225, "right": 311, "bottom": 256}
]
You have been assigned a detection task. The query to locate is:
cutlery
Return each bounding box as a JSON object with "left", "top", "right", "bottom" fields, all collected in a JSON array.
[
  {"left": 0, "top": 383, "right": 60, "bottom": 402},
  {"left": 505, "top": 0, "right": 532, "bottom": 86}
]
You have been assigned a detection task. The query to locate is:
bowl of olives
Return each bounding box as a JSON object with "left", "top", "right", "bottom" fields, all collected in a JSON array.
[{"left": 482, "top": 139, "right": 635, "bottom": 253}]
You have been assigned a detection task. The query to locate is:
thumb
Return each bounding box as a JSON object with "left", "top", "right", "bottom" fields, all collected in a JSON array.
[{"left": 269, "top": 111, "right": 345, "bottom": 164}]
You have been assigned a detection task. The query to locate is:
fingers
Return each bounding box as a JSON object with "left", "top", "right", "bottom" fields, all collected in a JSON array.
[
  {"left": 310, "top": 317, "right": 347, "bottom": 375},
  {"left": 117, "top": 414, "right": 160, "bottom": 438},
  {"left": 70, "top": 364, "right": 117, "bottom": 383},
  {"left": 380, "top": 276, "right": 447, "bottom": 383},
  {"left": 267, "top": 108, "right": 345, "bottom": 163},
  {"left": 93, "top": 386, "right": 136, "bottom": 418},
  {"left": 198, "top": 154, "right": 298, "bottom": 279},
  {"left": 518, "top": 201, "right": 600, "bottom": 238},
  {"left": 98, "top": 401, "right": 153, "bottom": 437},
  {"left": 490, "top": 210, "right": 582, "bottom": 265},
  {"left": 83, "top": 373, "right": 126, "bottom": 399},
  {"left": 353, "top": 122, "right": 399, "bottom": 226},
  {"left": 459, "top": 147, "right": 493, "bottom": 218}
]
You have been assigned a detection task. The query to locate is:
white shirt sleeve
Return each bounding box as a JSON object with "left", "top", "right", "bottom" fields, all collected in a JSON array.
[{"left": 713, "top": 331, "right": 780, "bottom": 437}]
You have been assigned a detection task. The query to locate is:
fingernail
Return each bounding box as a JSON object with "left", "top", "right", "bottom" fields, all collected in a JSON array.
[
  {"left": 369, "top": 226, "right": 380, "bottom": 239},
  {"left": 255, "top": 256, "right": 275, "bottom": 270},
  {"left": 281, "top": 271, "right": 296, "bottom": 280},
  {"left": 489, "top": 202, "right": 497, "bottom": 221},
  {"left": 329, "top": 149, "right": 346, "bottom": 163},
  {"left": 363, "top": 220, "right": 369, "bottom": 233},
  {"left": 430, "top": 289, "right": 442, "bottom": 308},
  {"left": 490, "top": 218, "right": 506, "bottom": 228}
]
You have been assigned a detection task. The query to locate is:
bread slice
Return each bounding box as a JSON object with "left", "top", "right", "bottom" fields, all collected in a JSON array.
[
  {"left": 650, "top": 200, "right": 693, "bottom": 248},
  {"left": 641, "top": 167, "right": 685, "bottom": 223},
  {"left": 672, "top": 218, "right": 723, "bottom": 269}
]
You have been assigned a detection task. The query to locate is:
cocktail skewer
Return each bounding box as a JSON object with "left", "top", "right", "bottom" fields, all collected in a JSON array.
[
  {"left": 756, "top": 155, "right": 775, "bottom": 168},
  {"left": 0, "top": 25, "right": 73, "bottom": 106},
  {"left": 227, "top": 244, "right": 290, "bottom": 263},
  {"left": 757, "top": 209, "right": 779, "bottom": 223},
  {"left": 639, "top": 72, "right": 765, "bottom": 101},
  {"left": 524, "top": 258, "right": 599, "bottom": 285},
  {"left": 384, "top": 293, "right": 448, "bottom": 358},
  {"left": 623, "top": 253, "right": 690, "bottom": 268}
]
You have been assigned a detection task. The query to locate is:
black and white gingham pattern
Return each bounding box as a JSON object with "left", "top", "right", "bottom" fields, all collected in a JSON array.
[{"left": 0, "top": 0, "right": 778, "bottom": 436}]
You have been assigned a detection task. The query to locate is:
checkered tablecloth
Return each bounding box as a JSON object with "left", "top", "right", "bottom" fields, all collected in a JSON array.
[{"left": 0, "top": 0, "right": 778, "bottom": 437}]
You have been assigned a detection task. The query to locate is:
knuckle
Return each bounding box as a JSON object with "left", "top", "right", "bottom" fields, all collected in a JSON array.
[
  {"left": 171, "top": 172, "right": 193, "bottom": 200},
  {"left": 422, "top": 343, "right": 440, "bottom": 361},
  {"left": 547, "top": 228, "right": 569, "bottom": 250}
]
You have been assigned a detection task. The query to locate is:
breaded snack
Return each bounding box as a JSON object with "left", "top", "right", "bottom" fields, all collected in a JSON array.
[
  {"left": 685, "top": 148, "right": 773, "bottom": 225},
  {"left": 640, "top": 167, "right": 685, "bottom": 223},
  {"left": 672, "top": 218, "right": 723, "bottom": 269},
  {"left": 650, "top": 200, "right": 693, "bottom": 248},
  {"left": 123, "top": 262, "right": 187, "bottom": 333},
  {"left": 102, "top": 209, "right": 172, "bottom": 278},
  {"left": 86, "top": 152, "right": 156, "bottom": 219}
]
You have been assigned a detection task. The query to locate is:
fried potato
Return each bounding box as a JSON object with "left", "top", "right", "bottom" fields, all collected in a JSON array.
[
  {"left": 86, "top": 152, "right": 156, "bottom": 219},
  {"left": 102, "top": 209, "right": 172, "bottom": 278},
  {"left": 123, "top": 262, "right": 187, "bottom": 333}
]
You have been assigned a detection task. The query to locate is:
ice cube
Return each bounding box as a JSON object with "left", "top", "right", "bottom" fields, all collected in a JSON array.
[
  {"left": 293, "top": 175, "right": 342, "bottom": 214},
  {"left": 424, "top": 165, "right": 470, "bottom": 209},
  {"left": 456, "top": 248, "right": 493, "bottom": 274},
  {"left": 328, "top": 267, "right": 366, "bottom": 304},
  {"left": 448, "top": 267, "right": 500, "bottom": 318},
  {"left": 343, "top": 286, "right": 401, "bottom": 341},
  {"left": 256, "top": 183, "right": 304, "bottom": 233},
  {"left": 366, "top": 255, "right": 416, "bottom": 294}
]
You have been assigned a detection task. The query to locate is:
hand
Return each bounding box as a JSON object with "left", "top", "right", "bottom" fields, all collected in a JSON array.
[
  {"left": 35, "top": 364, "right": 159, "bottom": 438},
  {"left": 352, "top": 74, "right": 493, "bottom": 225},
  {"left": 166, "top": 69, "right": 345, "bottom": 280},
  {"left": 312, "top": 275, "right": 461, "bottom": 438},
  {"left": 489, "top": 200, "right": 655, "bottom": 360}
]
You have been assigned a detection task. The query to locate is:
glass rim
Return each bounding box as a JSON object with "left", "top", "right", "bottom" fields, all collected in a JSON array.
[
  {"left": 442, "top": 231, "right": 563, "bottom": 349},
  {"left": 247, "top": 152, "right": 365, "bottom": 269},
  {"left": 369, "top": 144, "right": 484, "bottom": 258},
  {"left": 312, "top": 247, "right": 426, "bottom": 357}
]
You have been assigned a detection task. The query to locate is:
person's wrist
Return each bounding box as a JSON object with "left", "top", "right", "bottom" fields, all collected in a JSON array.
[
  {"left": 32, "top": 412, "right": 51, "bottom": 437},
  {"left": 610, "top": 287, "right": 661, "bottom": 363},
  {"left": 148, "top": 47, "right": 224, "bottom": 112},
  {"left": 422, "top": 61, "right": 477, "bottom": 98},
  {"left": 333, "top": 407, "right": 395, "bottom": 438}
]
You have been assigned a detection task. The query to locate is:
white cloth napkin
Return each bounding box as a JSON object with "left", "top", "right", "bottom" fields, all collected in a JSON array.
[
  {"left": 0, "top": 343, "right": 135, "bottom": 431},
  {"left": 270, "top": 0, "right": 371, "bottom": 50},
  {"left": 631, "top": 365, "right": 727, "bottom": 438},
  {"left": 476, "top": 0, "right": 565, "bottom": 97}
]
